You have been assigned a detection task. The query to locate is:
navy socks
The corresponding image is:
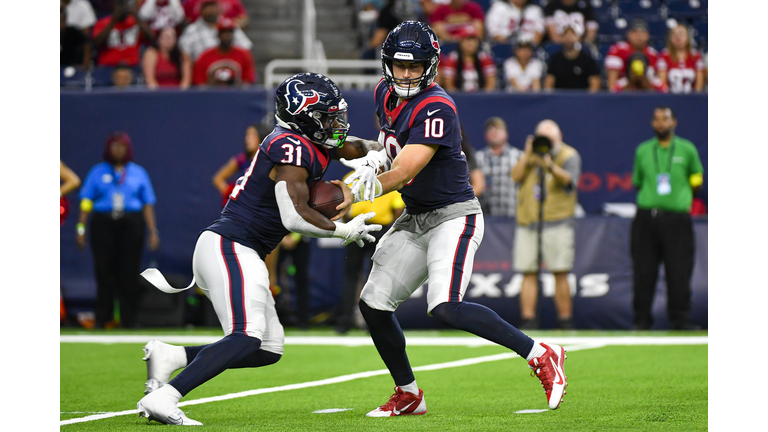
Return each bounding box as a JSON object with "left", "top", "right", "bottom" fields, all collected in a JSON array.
[
  {"left": 359, "top": 300, "right": 416, "bottom": 387},
  {"left": 431, "top": 301, "right": 534, "bottom": 359},
  {"left": 170, "top": 333, "right": 263, "bottom": 396}
]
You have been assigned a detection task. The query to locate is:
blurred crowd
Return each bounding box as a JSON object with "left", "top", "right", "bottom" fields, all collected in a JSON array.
[
  {"left": 61, "top": 0, "right": 256, "bottom": 88},
  {"left": 359, "top": 0, "right": 708, "bottom": 93},
  {"left": 62, "top": 0, "right": 708, "bottom": 93}
]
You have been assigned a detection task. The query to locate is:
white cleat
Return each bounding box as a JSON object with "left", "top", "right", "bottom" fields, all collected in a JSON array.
[
  {"left": 137, "top": 386, "right": 202, "bottom": 426},
  {"left": 528, "top": 343, "right": 568, "bottom": 410},
  {"left": 143, "top": 340, "right": 187, "bottom": 395}
]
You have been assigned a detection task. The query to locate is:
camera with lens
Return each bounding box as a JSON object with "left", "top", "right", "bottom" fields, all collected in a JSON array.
[{"left": 532, "top": 135, "right": 552, "bottom": 155}]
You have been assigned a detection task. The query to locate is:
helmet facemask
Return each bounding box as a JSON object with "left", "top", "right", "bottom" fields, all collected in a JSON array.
[{"left": 383, "top": 55, "right": 439, "bottom": 98}]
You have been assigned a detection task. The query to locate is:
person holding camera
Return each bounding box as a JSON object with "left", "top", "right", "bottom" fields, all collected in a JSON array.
[
  {"left": 631, "top": 107, "right": 703, "bottom": 330},
  {"left": 511, "top": 120, "right": 581, "bottom": 330}
]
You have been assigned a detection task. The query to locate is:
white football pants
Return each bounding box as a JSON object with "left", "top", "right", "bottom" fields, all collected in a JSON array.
[
  {"left": 360, "top": 213, "right": 484, "bottom": 314},
  {"left": 192, "top": 230, "right": 285, "bottom": 355}
]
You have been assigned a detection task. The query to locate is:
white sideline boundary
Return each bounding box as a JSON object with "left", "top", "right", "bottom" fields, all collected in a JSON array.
[
  {"left": 60, "top": 334, "right": 708, "bottom": 346},
  {"left": 60, "top": 342, "right": 604, "bottom": 426}
]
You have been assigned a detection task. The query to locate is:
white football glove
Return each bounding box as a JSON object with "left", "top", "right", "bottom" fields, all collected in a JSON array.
[
  {"left": 340, "top": 149, "right": 388, "bottom": 203},
  {"left": 332, "top": 212, "right": 382, "bottom": 247}
]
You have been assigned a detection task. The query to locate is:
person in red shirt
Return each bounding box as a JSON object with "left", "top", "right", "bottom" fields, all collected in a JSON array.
[
  {"left": 92, "top": 0, "right": 154, "bottom": 67},
  {"left": 656, "top": 24, "right": 705, "bottom": 94},
  {"left": 604, "top": 18, "right": 662, "bottom": 92},
  {"left": 429, "top": 0, "right": 485, "bottom": 43},
  {"left": 611, "top": 51, "right": 667, "bottom": 93},
  {"left": 439, "top": 25, "right": 497, "bottom": 92},
  {"left": 142, "top": 26, "right": 192, "bottom": 89},
  {"left": 192, "top": 18, "right": 256, "bottom": 86},
  {"left": 184, "top": 0, "right": 248, "bottom": 29}
]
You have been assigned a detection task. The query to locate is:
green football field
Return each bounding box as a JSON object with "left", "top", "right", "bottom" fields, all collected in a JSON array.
[{"left": 60, "top": 329, "right": 707, "bottom": 431}]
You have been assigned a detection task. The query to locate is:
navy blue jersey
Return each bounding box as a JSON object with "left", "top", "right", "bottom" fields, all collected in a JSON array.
[
  {"left": 374, "top": 79, "right": 475, "bottom": 214},
  {"left": 206, "top": 126, "right": 334, "bottom": 258}
]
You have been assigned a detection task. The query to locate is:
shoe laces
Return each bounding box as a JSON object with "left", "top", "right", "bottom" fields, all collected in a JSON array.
[
  {"left": 530, "top": 357, "right": 553, "bottom": 393},
  {"left": 378, "top": 387, "right": 407, "bottom": 411}
]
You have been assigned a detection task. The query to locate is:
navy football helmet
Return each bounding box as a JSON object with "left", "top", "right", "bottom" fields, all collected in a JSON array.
[
  {"left": 381, "top": 21, "right": 441, "bottom": 98},
  {"left": 275, "top": 73, "right": 349, "bottom": 149}
]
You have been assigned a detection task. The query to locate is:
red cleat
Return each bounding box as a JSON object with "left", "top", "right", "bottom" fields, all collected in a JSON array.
[
  {"left": 528, "top": 343, "right": 568, "bottom": 409},
  {"left": 366, "top": 387, "right": 427, "bottom": 417}
]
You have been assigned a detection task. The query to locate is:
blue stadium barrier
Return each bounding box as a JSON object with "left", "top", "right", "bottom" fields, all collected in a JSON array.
[{"left": 60, "top": 89, "right": 708, "bottom": 327}]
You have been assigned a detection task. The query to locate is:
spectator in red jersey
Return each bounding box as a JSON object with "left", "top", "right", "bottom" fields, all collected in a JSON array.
[
  {"left": 137, "top": 0, "right": 186, "bottom": 35},
  {"left": 142, "top": 26, "right": 192, "bottom": 89},
  {"left": 439, "top": 25, "right": 497, "bottom": 92},
  {"left": 656, "top": 24, "right": 705, "bottom": 94},
  {"left": 429, "top": 0, "right": 485, "bottom": 43},
  {"left": 92, "top": 0, "right": 155, "bottom": 67},
  {"left": 612, "top": 52, "right": 667, "bottom": 93},
  {"left": 192, "top": 18, "right": 256, "bottom": 86},
  {"left": 184, "top": 0, "right": 249, "bottom": 29},
  {"left": 604, "top": 18, "right": 663, "bottom": 93}
]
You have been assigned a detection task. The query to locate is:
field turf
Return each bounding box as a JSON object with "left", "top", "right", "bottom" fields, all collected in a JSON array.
[{"left": 60, "top": 329, "right": 707, "bottom": 431}]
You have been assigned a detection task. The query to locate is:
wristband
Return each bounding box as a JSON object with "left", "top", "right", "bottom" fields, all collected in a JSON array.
[
  {"left": 290, "top": 233, "right": 302, "bottom": 242},
  {"left": 76, "top": 223, "right": 85, "bottom": 236}
]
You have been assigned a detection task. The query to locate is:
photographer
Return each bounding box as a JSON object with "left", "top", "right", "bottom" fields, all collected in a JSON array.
[{"left": 511, "top": 120, "right": 581, "bottom": 329}]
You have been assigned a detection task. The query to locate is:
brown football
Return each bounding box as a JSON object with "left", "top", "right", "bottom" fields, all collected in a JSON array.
[{"left": 309, "top": 181, "right": 345, "bottom": 219}]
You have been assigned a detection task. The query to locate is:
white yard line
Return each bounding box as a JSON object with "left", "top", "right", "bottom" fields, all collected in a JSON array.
[
  {"left": 60, "top": 342, "right": 603, "bottom": 426},
  {"left": 60, "top": 334, "right": 708, "bottom": 346}
]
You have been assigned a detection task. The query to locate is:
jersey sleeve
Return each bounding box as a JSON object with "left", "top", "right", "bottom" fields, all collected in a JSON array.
[
  {"left": 264, "top": 135, "right": 315, "bottom": 169},
  {"left": 79, "top": 165, "right": 102, "bottom": 201},
  {"left": 137, "top": 166, "right": 157, "bottom": 206},
  {"left": 604, "top": 43, "right": 624, "bottom": 71},
  {"left": 405, "top": 99, "right": 458, "bottom": 148},
  {"left": 687, "top": 142, "right": 704, "bottom": 176},
  {"left": 632, "top": 146, "right": 643, "bottom": 187}
]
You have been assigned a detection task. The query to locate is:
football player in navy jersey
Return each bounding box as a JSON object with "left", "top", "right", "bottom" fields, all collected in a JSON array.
[
  {"left": 135, "top": 73, "right": 384, "bottom": 425},
  {"left": 340, "top": 22, "right": 569, "bottom": 417}
]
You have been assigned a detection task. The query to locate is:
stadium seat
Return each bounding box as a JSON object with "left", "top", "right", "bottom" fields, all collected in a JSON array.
[
  {"left": 60, "top": 66, "right": 88, "bottom": 87},
  {"left": 441, "top": 42, "right": 458, "bottom": 56},
  {"left": 617, "top": 0, "right": 662, "bottom": 20},
  {"left": 475, "top": 0, "right": 491, "bottom": 13},
  {"left": 491, "top": 43, "right": 514, "bottom": 64},
  {"left": 90, "top": 66, "right": 114, "bottom": 86},
  {"left": 646, "top": 19, "right": 672, "bottom": 39},
  {"left": 666, "top": 0, "right": 708, "bottom": 20},
  {"left": 693, "top": 21, "right": 707, "bottom": 39},
  {"left": 591, "top": 0, "right": 616, "bottom": 21},
  {"left": 597, "top": 18, "right": 628, "bottom": 37}
]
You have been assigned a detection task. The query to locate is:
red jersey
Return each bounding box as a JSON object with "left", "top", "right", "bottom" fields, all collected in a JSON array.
[
  {"left": 92, "top": 15, "right": 142, "bottom": 66},
  {"left": 192, "top": 46, "right": 255, "bottom": 85},
  {"left": 154, "top": 52, "right": 181, "bottom": 87},
  {"left": 429, "top": 2, "right": 485, "bottom": 38},
  {"left": 184, "top": 0, "right": 247, "bottom": 22},
  {"left": 604, "top": 41, "right": 659, "bottom": 78},
  {"left": 655, "top": 49, "right": 704, "bottom": 94},
  {"left": 439, "top": 50, "right": 496, "bottom": 92}
]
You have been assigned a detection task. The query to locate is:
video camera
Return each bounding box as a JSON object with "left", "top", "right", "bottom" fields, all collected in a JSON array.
[{"left": 532, "top": 135, "right": 552, "bottom": 155}]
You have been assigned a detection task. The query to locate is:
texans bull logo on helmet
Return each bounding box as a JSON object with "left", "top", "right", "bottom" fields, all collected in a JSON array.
[{"left": 284, "top": 79, "right": 321, "bottom": 115}]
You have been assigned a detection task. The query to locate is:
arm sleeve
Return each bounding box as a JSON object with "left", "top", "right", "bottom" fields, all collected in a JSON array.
[
  {"left": 274, "top": 181, "right": 335, "bottom": 238},
  {"left": 632, "top": 147, "right": 643, "bottom": 187},
  {"left": 688, "top": 144, "right": 704, "bottom": 175},
  {"left": 139, "top": 167, "right": 158, "bottom": 205},
  {"left": 561, "top": 152, "right": 581, "bottom": 192},
  {"left": 604, "top": 44, "right": 624, "bottom": 71},
  {"left": 79, "top": 166, "right": 100, "bottom": 201}
]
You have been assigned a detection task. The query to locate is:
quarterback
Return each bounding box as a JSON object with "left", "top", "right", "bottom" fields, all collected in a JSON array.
[{"left": 342, "top": 21, "right": 569, "bottom": 417}]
